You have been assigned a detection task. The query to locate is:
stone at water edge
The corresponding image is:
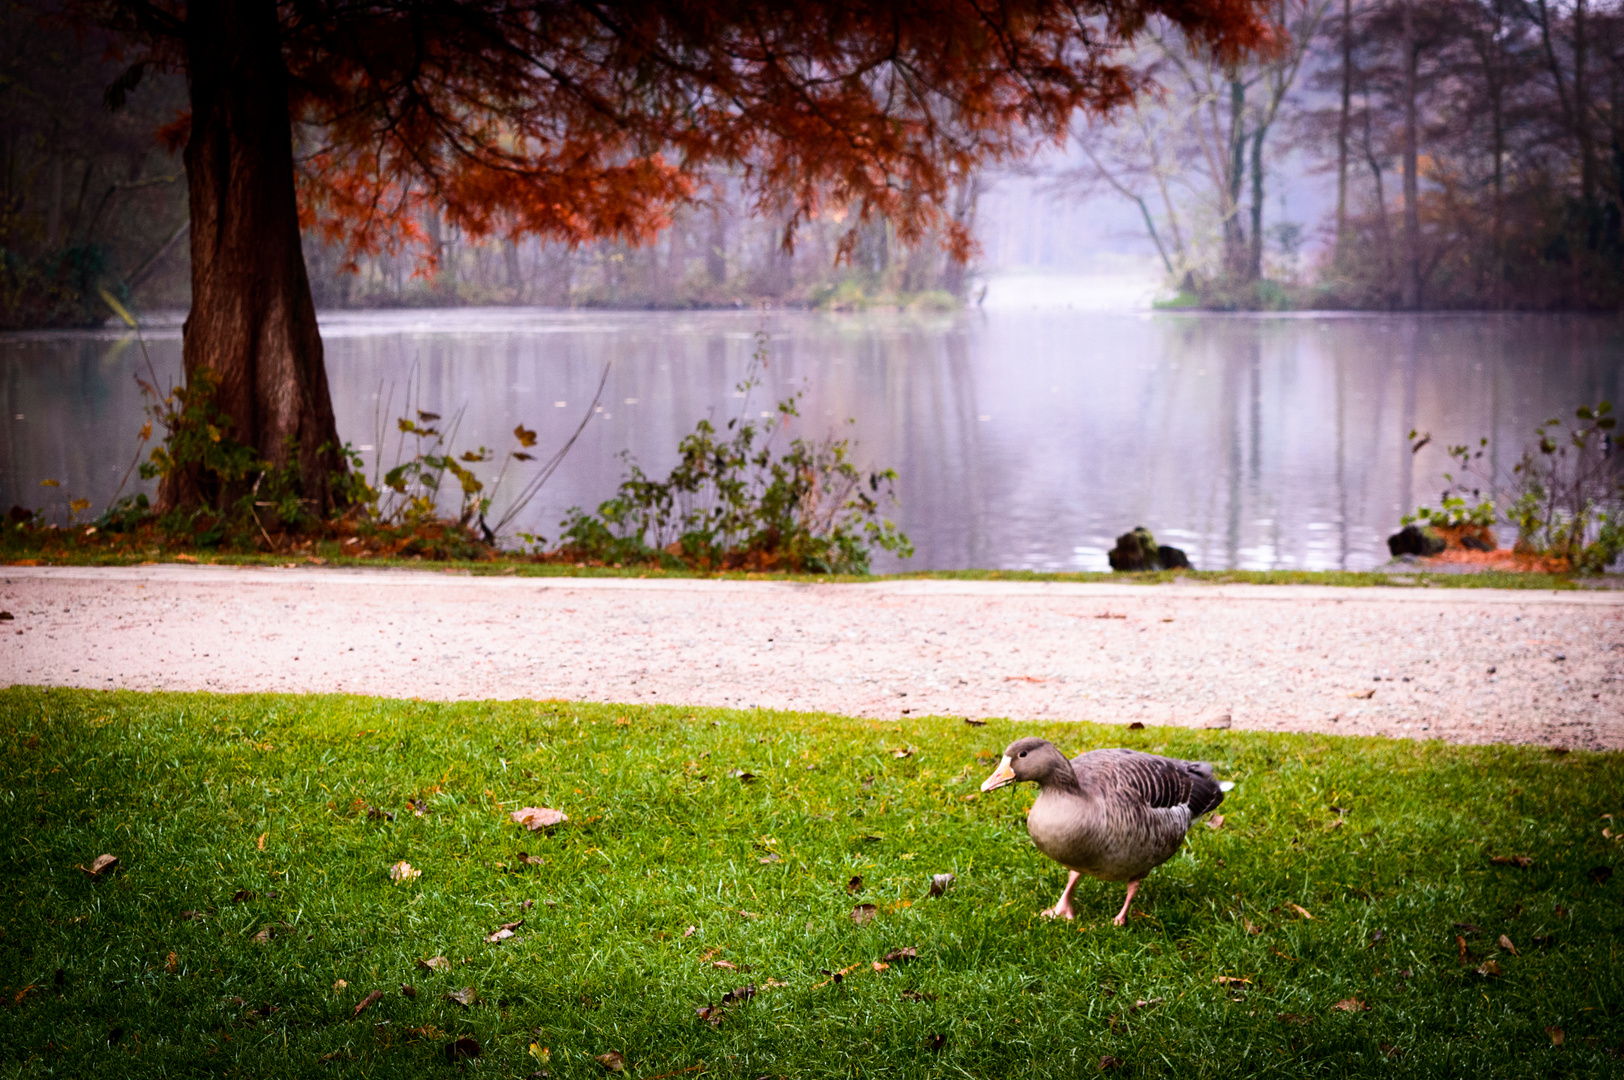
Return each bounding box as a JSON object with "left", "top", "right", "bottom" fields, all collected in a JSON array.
[
  {"left": 1157, "top": 545, "right": 1190, "bottom": 570},
  {"left": 1109, "top": 527, "right": 1159, "bottom": 571},
  {"left": 1387, "top": 524, "right": 1446, "bottom": 557}
]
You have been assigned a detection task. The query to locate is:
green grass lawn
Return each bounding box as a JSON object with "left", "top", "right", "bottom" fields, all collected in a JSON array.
[{"left": 2, "top": 689, "right": 1620, "bottom": 1078}]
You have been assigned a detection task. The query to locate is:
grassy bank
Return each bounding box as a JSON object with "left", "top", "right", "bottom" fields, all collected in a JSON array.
[
  {"left": 0, "top": 547, "right": 1607, "bottom": 590},
  {"left": 2, "top": 689, "right": 1620, "bottom": 1077}
]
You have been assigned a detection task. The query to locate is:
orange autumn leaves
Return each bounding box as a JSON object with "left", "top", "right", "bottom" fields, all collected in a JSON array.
[{"left": 264, "top": 0, "right": 1276, "bottom": 271}]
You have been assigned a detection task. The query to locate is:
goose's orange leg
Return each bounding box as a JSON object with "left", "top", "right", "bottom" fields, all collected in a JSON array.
[{"left": 1111, "top": 879, "right": 1141, "bottom": 926}]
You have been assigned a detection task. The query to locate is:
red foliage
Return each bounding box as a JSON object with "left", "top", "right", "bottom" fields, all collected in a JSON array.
[{"left": 90, "top": 1, "right": 1273, "bottom": 265}]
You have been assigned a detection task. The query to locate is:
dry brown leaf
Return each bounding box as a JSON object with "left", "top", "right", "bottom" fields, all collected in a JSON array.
[
  {"left": 1100, "top": 1055, "right": 1125, "bottom": 1070},
  {"left": 711, "top": 959, "right": 741, "bottom": 971},
  {"left": 445, "top": 986, "right": 477, "bottom": 1007},
  {"left": 1277, "top": 1012, "right": 1314, "bottom": 1025},
  {"left": 1243, "top": 919, "right": 1262, "bottom": 935},
  {"left": 1126, "top": 721, "right": 1145, "bottom": 730},
  {"left": 758, "top": 853, "right": 781, "bottom": 864},
  {"left": 1498, "top": 934, "right": 1519, "bottom": 956},
  {"left": 1130, "top": 997, "right": 1163, "bottom": 1013},
  {"left": 164, "top": 951, "right": 178, "bottom": 973},
  {"left": 882, "top": 946, "right": 918, "bottom": 963},
  {"left": 1349, "top": 689, "right": 1375, "bottom": 699},
  {"left": 333, "top": 979, "right": 349, "bottom": 992},
  {"left": 872, "top": 961, "right": 890, "bottom": 972},
  {"left": 851, "top": 903, "right": 879, "bottom": 925},
  {"left": 964, "top": 718, "right": 987, "bottom": 727},
  {"left": 79, "top": 854, "right": 119, "bottom": 878},
  {"left": 1285, "top": 902, "right": 1315, "bottom": 921},
  {"left": 353, "top": 990, "right": 384, "bottom": 1016},
  {"left": 400, "top": 984, "right": 417, "bottom": 998},
  {"left": 388, "top": 861, "right": 420, "bottom": 883},
  {"left": 1214, "top": 975, "right": 1251, "bottom": 986},
  {"left": 891, "top": 747, "right": 913, "bottom": 759},
  {"left": 683, "top": 925, "right": 697, "bottom": 938},
  {"left": 1476, "top": 960, "right": 1503, "bottom": 977},
  {"left": 1333, "top": 998, "right": 1369, "bottom": 1012},
  {"left": 419, "top": 956, "right": 450, "bottom": 973},
  {"left": 596, "top": 1050, "right": 626, "bottom": 1072},
  {"left": 485, "top": 920, "right": 524, "bottom": 943},
  {"left": 444, "top": 1037, "right": 480, "bottom": 1062},
  {"left": 1546, "top": 1025, "right": 1565, "bottom": 1045},
  {"left": 1489, "top": 855, "right": 1533, "bottom": 868},
  {"left": 928, "top": 873, "right": 954, "bottom": 897},
  {"left": 847, "top": 875, "right": 863, "bottom": 894},
  {"left": 510, "top": 807, "right": 568, "bottom": 830},
  {"left": 901, "top": 988, "right": 936, "bottom": 1002}
]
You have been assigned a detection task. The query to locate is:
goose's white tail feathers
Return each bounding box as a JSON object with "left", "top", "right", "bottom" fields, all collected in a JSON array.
[{"left": 1218, "top": 780, "right": 1236, "bottom": 792}]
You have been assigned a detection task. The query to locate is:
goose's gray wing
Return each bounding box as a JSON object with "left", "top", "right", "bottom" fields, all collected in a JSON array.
[{"left": 1074, "top": 749, "right": 1226, "bottom": 817}]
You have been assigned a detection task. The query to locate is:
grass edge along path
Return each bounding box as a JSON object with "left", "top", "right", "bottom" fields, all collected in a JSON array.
[
  {"left": 2, "top": 688, "right": 1621, "bottom": 1078},
  {"left": 0, "top": 548, "right": 1610, "bottom": 590}
]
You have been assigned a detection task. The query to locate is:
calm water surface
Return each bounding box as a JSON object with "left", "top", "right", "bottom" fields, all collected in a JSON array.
[{"left": 4, "top": 308, "right": 1620, "bottom": 572}]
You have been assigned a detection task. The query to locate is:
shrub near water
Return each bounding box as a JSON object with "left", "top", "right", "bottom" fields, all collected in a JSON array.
[{"left": 2, "top": 688, "right": 1621, "bottom": 1078}]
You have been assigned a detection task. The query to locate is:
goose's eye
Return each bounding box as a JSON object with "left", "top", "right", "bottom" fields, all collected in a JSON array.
[{"left": 1018, "top": 751, "right": 1027, "bottom": 758}]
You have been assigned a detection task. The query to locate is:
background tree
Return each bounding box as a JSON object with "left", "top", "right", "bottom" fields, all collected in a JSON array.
[{"left": 83, "top": 0, "right": 1275, "bottom": 516}]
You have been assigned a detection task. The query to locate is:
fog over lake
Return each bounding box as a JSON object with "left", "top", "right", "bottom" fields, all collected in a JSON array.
[{"left": 4, "top": 307, "right": 1620, "bottom": 572}]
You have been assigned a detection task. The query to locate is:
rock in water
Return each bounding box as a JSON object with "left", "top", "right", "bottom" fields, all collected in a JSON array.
[
  {"left": 1387, "top": 525, "right": 1445, "bottom": 557},
  {"left": 1109, "top": 527, "right": 1159, "bottom": 571}
]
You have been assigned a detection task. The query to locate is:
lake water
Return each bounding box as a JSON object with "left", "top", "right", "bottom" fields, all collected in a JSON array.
[{"left": 3, "top": 307, "right": 1621, "bottom": 572}]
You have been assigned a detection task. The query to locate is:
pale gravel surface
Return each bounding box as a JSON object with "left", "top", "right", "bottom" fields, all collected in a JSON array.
[{"left": 3, "top": 566, "right": 1621, "bottom": 750}]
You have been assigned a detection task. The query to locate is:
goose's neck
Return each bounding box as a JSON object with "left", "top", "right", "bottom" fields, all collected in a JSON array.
[{"left": 1033, "top": 748, "right": 1083, "bottom": 796}]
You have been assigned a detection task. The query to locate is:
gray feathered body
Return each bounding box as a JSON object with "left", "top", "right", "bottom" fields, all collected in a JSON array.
[{"left": 1026, "top": 748, "right": 1225, "bottom": 883}]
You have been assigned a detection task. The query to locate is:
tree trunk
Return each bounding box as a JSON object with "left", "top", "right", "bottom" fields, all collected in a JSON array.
[
  {"left": 1224, "top": 78, "right": 1248, "bottom": 277},
  {"left": 166, "top": 0, "right": 344, "bottom": 516},
  {"left": 1574, "top": 0, "right": 1595, "bottom": 204},
  {"left": 1401, "top": 0, "right": 1422, "bottom": 310},
  {"left": 1335, "top": 0, "right": 1353, "bottom": 264},
  {"left": 1248, "top": 122, "right": 1266, "bottom": 282}
]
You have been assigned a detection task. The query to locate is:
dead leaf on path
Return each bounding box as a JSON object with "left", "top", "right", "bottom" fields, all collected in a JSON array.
[
  {"left": 389, "top": 861, "right": 421, "bottom": 883},
  {"left": 596, "top": 1050, "right": 626, "bottom": 1072},
  {"left": 1285, "top": 902, "right": 1315, "bottom": 920},
  {"left": 1547, "top": 1025, "right": 1565, "bottom": 1045},
  {"left": 900, "top": 988, "right": 936, "bottom": 1002},
  {"left": 400, "top": 984, "right": 417, "bottom": 999},
  {"left": 1206, "top": 815, "right": 1225, "bottom": 830},
  {"left": 1214, "top": 976, "right": 1251, "bottom": 986},
  {"left": 964, "top": 718, "right": 986, "bottom": 727},
  {"left": 419, "top": 956, "right": 451, "bottom": 973},
  {"left": 1498, "top": 934, "right": 1519, "bottom": 956},
  {"left": 1476, "top": 960, "right": 1503, "bottom": 977},
  {"left": 511, "top": 807, "right": 568, "bottom": 830},
  {"left": 444, "top": 1037, "right": 480, "bottom": 1062},
  {"left": 846, "top": 876, "right": 863, "bottom": 894},
  {"left": 928, "top": 873, "right": 954, "bottom": 897},
  {"left": 485, "top": 920, "right": 524, "bottom": 943},
  {"left": 446, "top": 986, "right": 477, "bottom": 1007},
  {"left": 1489, "top": 855, "right": 1533, "bottom": 868},
  {"left": 353, "top": 990, "right": 383, "bottom": 1016},
  {"left": 1349, "top": 689, "right": 1375, "bottom": 699},
  {"left": 1333, "top": 998, "right": 1369, "bottom": 1012},
  {"left": 882, "top": 946, "right": 918, "bottom": 963},
  {"left": 851, "top": 904, "right": 879, "bottom": 925},
  {"left": 79, "top": 854, "right": 119, "bottom": 878}
]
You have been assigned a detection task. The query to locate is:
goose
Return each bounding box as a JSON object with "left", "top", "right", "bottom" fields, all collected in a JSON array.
[{"left": 980, "top": 736, "right": 1232, "bottom": 925}]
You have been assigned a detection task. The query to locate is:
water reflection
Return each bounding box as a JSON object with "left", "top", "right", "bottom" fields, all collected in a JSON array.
[{"left": 3, "top": 308, "right": 1620, "bottom": 571}]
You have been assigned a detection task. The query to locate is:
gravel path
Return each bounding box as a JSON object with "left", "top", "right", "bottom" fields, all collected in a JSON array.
[{"left": 4, "top": 566, "right": 1621, "bottom": 750}]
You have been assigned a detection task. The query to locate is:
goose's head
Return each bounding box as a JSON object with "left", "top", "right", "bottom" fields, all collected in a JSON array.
[{"left": 980, "top": 737, "right": 1069, "bottom": 792}]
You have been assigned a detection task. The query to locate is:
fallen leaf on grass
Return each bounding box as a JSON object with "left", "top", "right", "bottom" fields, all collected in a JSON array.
[
  {"left": 1547, "top": 1026, "right": 1565, "bottom": 1045},
  {"left": 596, "top": 1050, "right": 626, "bottom": 1072},
  {"left": 928, "top": 873, "right": 954, "bottom": 897},
  {"left": 1498, "top": 934, "right": 1519, "bottom": 956},
  {"left": 891, "top": 747, "right": 913, "bottom": 759},
  {"left": 1214, "top": 976, "right": 1251, "bottom": 986},
  {"left": 1476, "top": 960, "right": 1503, "bottom": 977},
  {"left": 900, "top": 988, "right": 936, "bottom": 1002},
  {"left": 758, "top": 853, "right": 781, "bottom": 864},
  {"left": 444, "top": 1037, "right": 480, "bottom": 1062},
  {"left": 1285, "top": 902, "right": 1315, "bottom": 920},
  {"left": 683, "top": 925, "right": 697, "bottom": 938},
  {"left": 964, "top": 718, "right": 986, "bottom": 727},
  {"left": 1333, "top": 998, "right": 1369, "bottom": 1012},
  {"left": 1457, "top": 936, "right": 1473, "bottom": 964},
  {"left": 882, "top": 946, "right": 917, "bottom": 963},
  {"left": 730, "top": 770, "right": 756, "bottom": 783},
  {"left": 846, "top": 876, "right": 863, "bottom": 894},
  {"left": 710, "top": 960, "right": 746, "bottom": 971},
  {"left": 180, "top": 909, "right": 208, "bottom": 921},
  {"left": 851, "top": 904, "right": 879, "bottom": 925},
  {"left": 257, "top": 832, "right": 267, "bottom": 850},
  {"left": 1277, "top": 1013, "right": 1314, "bottom": 1025},
  {"left": 231, "top": 890, "right": 255, "bottom": 904},
  {"left": 695, "top": 1004, "right": 725, "bottom": 1026},
  {"left": 872, "top": 961, "right": 889, "bottom": 972},
  {"left": 511, "top": 807, "right": 568, "bottom": 830},
  {"left": 1206, "top": 815, "right": 1225, "bottom": 830},
  {"left": 251, "top": 925, "right": 278, "bottom": 944},
  {"left": 928, "top": 1034, "right": 947, "bottom": 1052},
  {"left": 1380, "top": 1043, "right": 1404, "bottom": 1059},
  {"left": 1454, "top": 922, "right": 1482, "bottom": 936},
  {"left": 1100, "top": 1055, "right": 1125, "bottom": 1070},
  {"left": 1126, "top": 721, "right": 1145, "bottom": 730},
  {"left": 353, "top": 990, "right": 383, "bottom": 1016},
  {"left": 1130, "top": 997, "right": 1163, "bottom": 1013},
  {"left": 400, "top": 984, "right": 417, "bottom": 998},
  {"left": 77, "top": 854, "right": 119, "bottom": 878},
  {"left": 486, "top": 920, "right": 524, "bottom": 943},
  {"left": 418, "top": 956, "right": 450, "bottom": 973},
  {"left": 1489, "top": 855, "right": 1533, "bottom": 868},
  {"left": 1243, "top": 920, "right": 1262, "bottom": 935},
  {"left": 334, "top": 979, "right": 349, "bottom": 992},
  {"left": 407, "top": 797, "right": 429, "bottom": 817},
  {"left": 446, "top": 987, "right": 477, "bottom": 1007},
  {"left": 389, "top": 861, "right": 420, "bottom": 883},
  {"left": 516, "top": 852, "right": 545, "bottom": 867},
  {"left": 529, "top": 1043, "right": 551, "bottom": 1066}
]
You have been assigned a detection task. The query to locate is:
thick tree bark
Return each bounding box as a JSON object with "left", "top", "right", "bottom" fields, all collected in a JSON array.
[
  {"left": 1335, "top": 0, "right": 1352, "bottom": 264},
  {"left": 165, "top": 0, "right": 344, "bottom": 516},
  {"left": 1401, "top": 0, "right": 1422, "bottom": 310},
  {"left": 1223, "top": 78, "right": 1248, "bottom": 278},
  {"left": 1247, "top": 123, "right": 1266, "bottom": 282}
]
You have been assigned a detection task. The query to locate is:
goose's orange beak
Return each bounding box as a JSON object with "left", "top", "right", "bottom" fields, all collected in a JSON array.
[{"left": 980, "top": 756, "right": 1016, "bottom": 792}]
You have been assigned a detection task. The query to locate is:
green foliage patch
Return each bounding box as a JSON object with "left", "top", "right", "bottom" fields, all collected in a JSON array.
[{"left": 1, "top": 689, "right": 1620, "bottom": 1078}]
